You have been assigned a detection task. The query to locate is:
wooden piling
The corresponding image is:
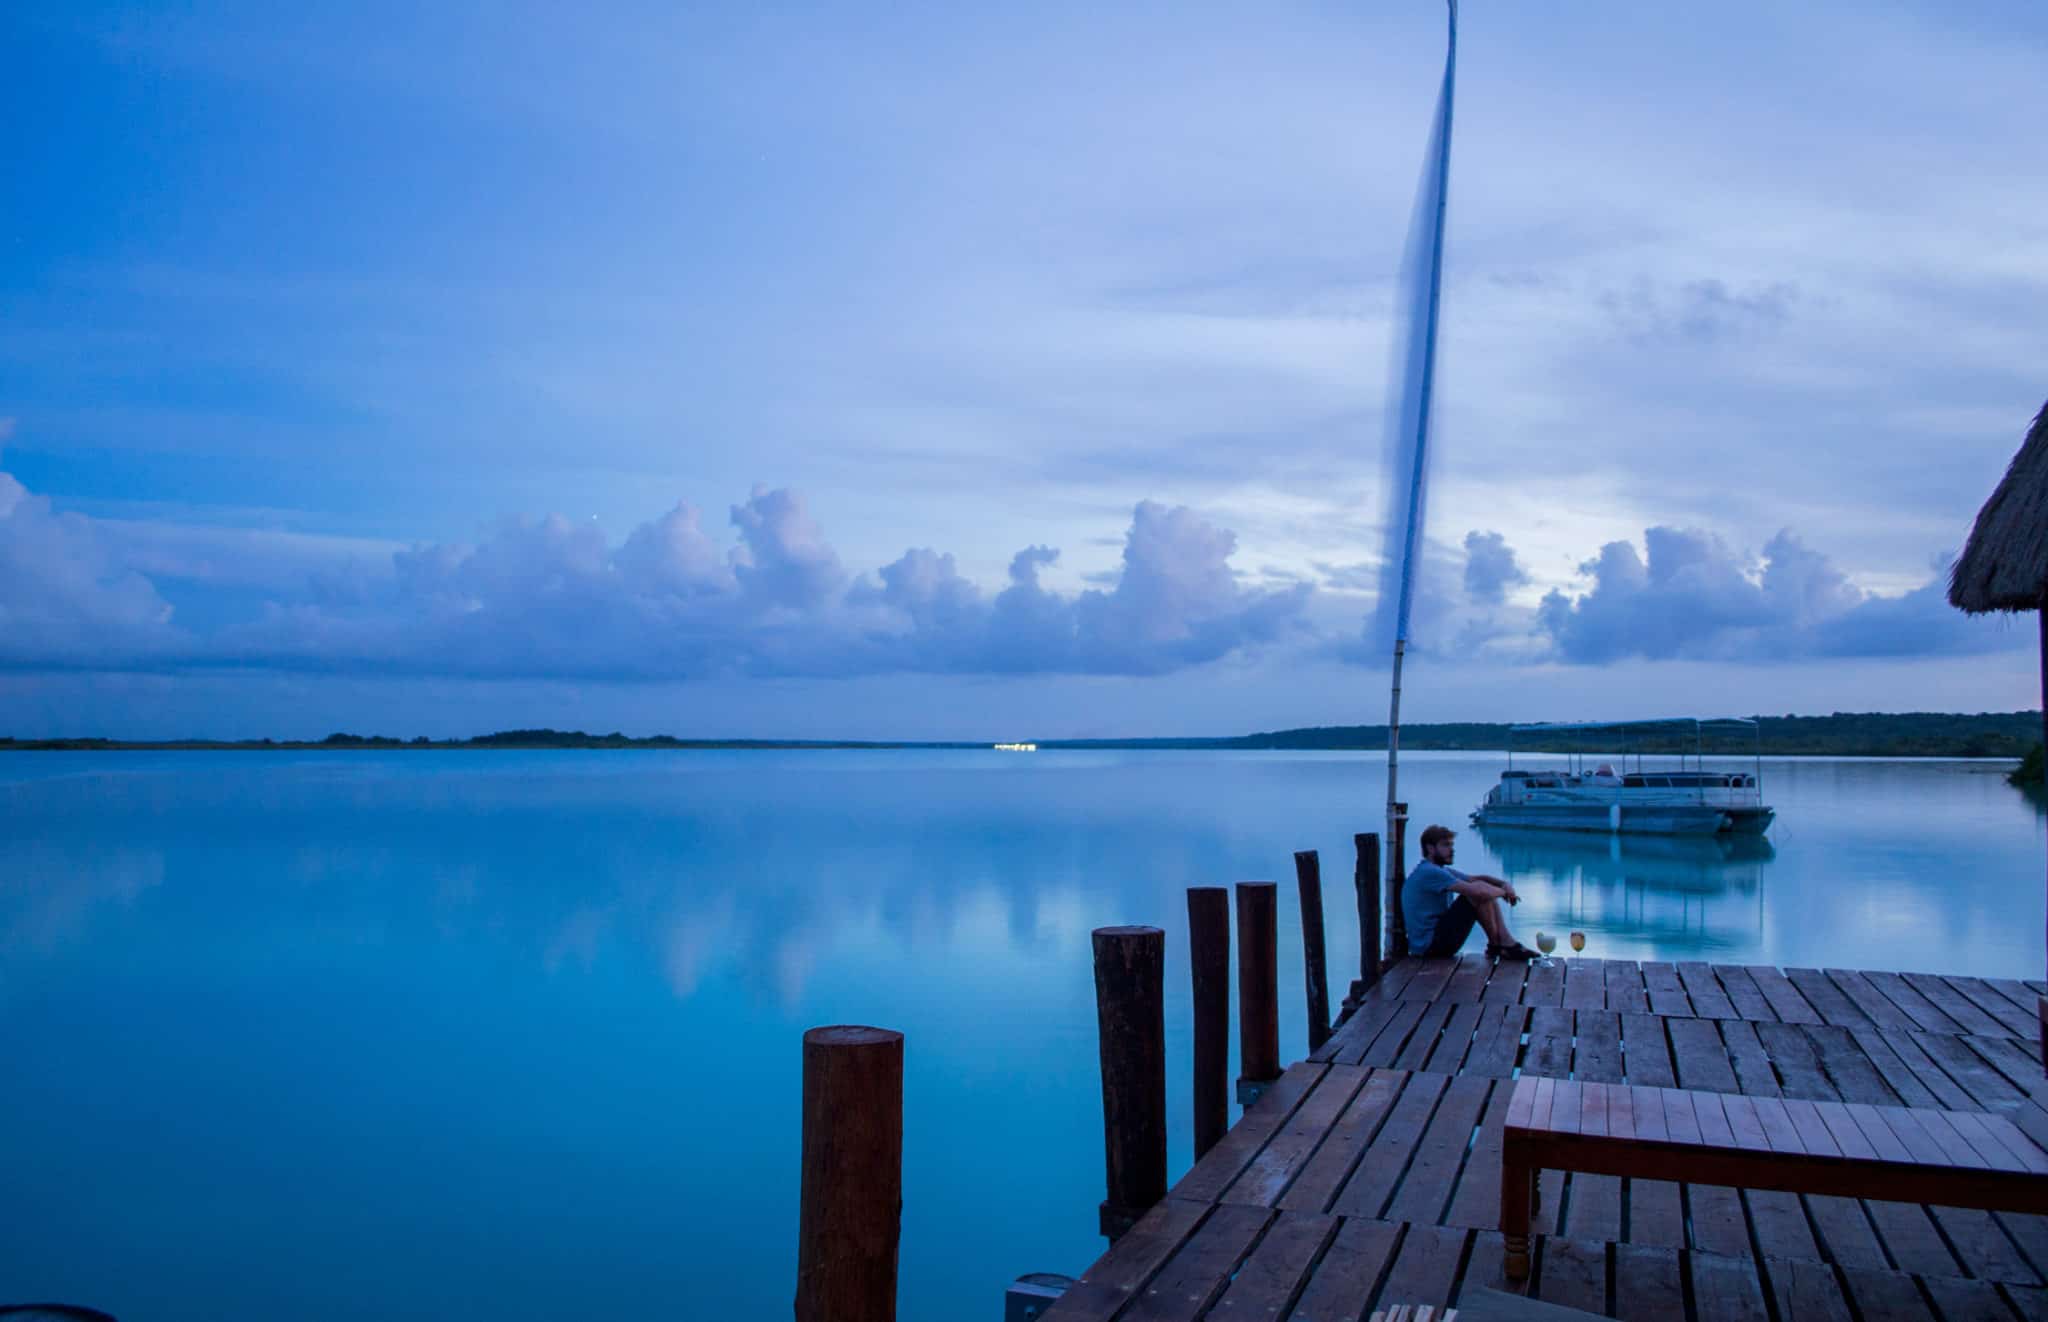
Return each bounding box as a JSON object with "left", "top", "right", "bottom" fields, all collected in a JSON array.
[
  {"left": 1354, "top": 831, "right": 1383, "bottom": 982},
  {"left": 1186, "top": 888, "right": 1231, "bottom": 1160},
  {"left": 1235, "top": 882, "right": 1279, "bottom": 1104},
  {"left": 1292, "top": 852, "right": 1330, "bottom": 1053},
  {"left": 1091, "top": 925, "right": 1167, "bottom": 1241},
  {"left": 1388, "top": 804, "right": 1410, "bottom": 959},
  {"left": 796, "top": 1025, "right": 903, "bottom": 1322}
]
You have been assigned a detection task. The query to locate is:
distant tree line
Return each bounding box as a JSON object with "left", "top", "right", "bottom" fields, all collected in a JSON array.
[{"left": 0, "top": 711, "right": 2039, "bottom": 761}]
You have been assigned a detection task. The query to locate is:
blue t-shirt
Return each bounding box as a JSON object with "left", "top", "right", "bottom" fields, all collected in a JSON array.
[{"left": 1403, "top": 860, "right": 1468, "bottom": 955}]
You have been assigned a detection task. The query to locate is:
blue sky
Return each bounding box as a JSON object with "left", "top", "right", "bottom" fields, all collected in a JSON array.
[{"left": 2, "top": 1, "right": 2044, "bottom": 739}]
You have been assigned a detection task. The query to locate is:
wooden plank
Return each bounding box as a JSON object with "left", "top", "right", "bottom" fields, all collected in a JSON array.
[
  {"left": 1171, "top": 1064, "right": 1328, "bottom": 1202},
  {"left": 1574, "top": 1010, "right": 1624, "bottom": 1084},
  {"left": 1121, "top": 1202, "right": 1273, "bottom": 1322},
  {"left": 1204, "top": 1210, "right": 1339, "bottom": 1320},
  {"left": 1523, "top": 1007, "right": 1576, "bottom": 1080},
  {"left": 1420, "top": 1002, "right": 1487, "bottom": 1075},
  {"left": 1325, "top": 996, "right": 1414, "bottom": 1067},
  {"left": 1716, "top": 965, "right": 1779, "bottom": 1022},
  {"left": 1855, "top": 1028, "right": 1972, "bottom": 1109},
  {"left": 2008, "top": 1282, "right": 2048, "bottom": 1321},
  {"left": 1839, "top": 1266, "right": 1940, "bottom": 1322},
  {"left": 1611, "top": 1244, "right": 1682, "bottom": 1322},
  {"left": 1717, "top": 1094, "right": 1767, "bottom": 1150},
  {"left": 1693, "top": 1090, "right": 1737, "bottom": 1147},
  {"left": 1384, "top": 1074, "right": 1492, "bottom": 1226},
  {"left": 1920, "top": 1273, "right": 2020, "bottom": 1321},
  {"left": 1917, "top": 1032, "right": 2027, "bottom": 1109},
  {"left": 1534, "top": 1236, "right": 1605, "bottom": 1316},
  {"left": 1787, "top": 968, "right": 1875, "bottom": 1028},
  {"left": 1928, "top": 1205, "right": 2042, "bottom": 1287},
  {"left": 1947, "top": 1111, "right": 2035, "bottom": 1173},
  {"left": 1678, "top": 961, "right": 1739, "bottom": 1019},
  {"left": 1359, "top": 1002, "right": 1433, "bottom": 1069},
  {"left": 1691, "top": 1252, "right": 1770, "bottom": 1322},
  {"left": 1462, "top": 1004, "right": 1528, "bottom": 1080},
  {"left": 1391, "top": 1001, "right": 1460, "bottom": 1073},
  {"left": 1967, "top": 1034, "right": 2048, "bottom": 1100},
  {"left": 1563, "top": 957, "right": 1607, "bottom": 1010},
  {"left": 1668, "top": 1016, "right": 1740, "bottom": 1093},
  {"left": 1605, "top": 960, "right": 1649, "bottom": 1013},
  {"left": 1806, "top": 1024, "right": 1901, "bottom": 1104},
  {"left": 1375, "top": 1223, "right": 1469, "bottom": 1315},
  {"left": 1687, "top": 1184, "right": 1751, "bottom": 1256},
  {"left": 1286, "top": 1216, "right": 1403, "bottom": 1322},
  {"left": 1279, "top": 1069, "right": 1409, "bottom": 1214},
  {"left": 1862, "top": 1199, "right": 1963, "bottom": 1278},
  {"left": 1402, "top": 959, "right": 1459, "bottom": 1003},
  {"left": 1948, "top": 976, "right": 2044, "bottom": 1039},
  {"left": 1641, "top": 961, "right": 1693, "bottom": 1017},
  {"left": 1224, "top": 1064, "right": 1371, "bottom": 1207},
  {"left": 1747, "top": 965, "right": 1824, "bottom": 1025},
  {"left": 1521, "top": 957, "right": 1565, "bottom": 1009},
  {"left": 1629, "top": 1178, "right": 1685, "bottom": 1249},
  {"left": 1758, "top": 1020, "right": 1837, "bottom": 1100},
  {"left": 1806, "top": 1194, "right": 1891, "bottom": 1270},
  {"left": 1863, "top": 969, "right": 1967, "bottom": 1034},
  {"left": 1784, "top": 1099, "right": 1843, "bottom": 1156},
  {"left": 1744, "top": 1185, "right": 1822, "bottom": 1260},
  {"left": 1442, "top": 953, "right": 1494, "bottom": 1004},
  {"left": 1565, "top": 1172, "right": 1622, "bottom": 1243},
  {"left": 1041, "top": 1196, "right": 1210, "bottom": 1320},
  {"left": 1481, "top": 958, "right": 1530, "bottom": 1005},
  {"left": 1904, "top": 972, "right": 2013, "bottom": 1038},
  {"left": 1620, "top": 1013, "right": 1676, "bottom": 1087},
  {"left": 1445, "top": 1080, "right": 1512, "bottom": 1232},
  {"left": 1827, "top": 969, "right": 1924, "bottom": 1033},
  {"left": 1763, "top": 1258, "right": 1855, "bottom": 1322},
  {"left": 1749, "top": 1097, "right": 1805, "bottom": 1154},
  {"left": 1332, "top": 1071, "right": 1451, "bottom": 1219},
  {"left": 1976, "top": 1115, "right": 2048, "bottom": 1175},
  {"left": 1721, "top": 1019, "right": 1782, "bottom": 1098}
]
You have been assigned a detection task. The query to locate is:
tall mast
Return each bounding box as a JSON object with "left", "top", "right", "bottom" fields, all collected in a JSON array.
[{"left": 1386, "top": 0, "right": 1458, "bottom": 919}]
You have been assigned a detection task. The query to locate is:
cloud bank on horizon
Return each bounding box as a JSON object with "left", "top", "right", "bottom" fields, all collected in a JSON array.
[
  {"left": 0, "top": 457, "right": 2018, "bottom": 686},
  {"left": 1, "top": 1, "right": 2044, "bottom": 733}
]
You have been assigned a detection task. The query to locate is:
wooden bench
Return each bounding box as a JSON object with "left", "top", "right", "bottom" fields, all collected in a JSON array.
[{"left": 1500, "top": 1076, "right": 2048, "bottom": 1281}]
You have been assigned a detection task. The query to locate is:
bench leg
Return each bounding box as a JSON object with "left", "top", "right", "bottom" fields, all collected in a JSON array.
[{"left": 1501, "top": 1156, "right": 1535, "bottom": 1282}]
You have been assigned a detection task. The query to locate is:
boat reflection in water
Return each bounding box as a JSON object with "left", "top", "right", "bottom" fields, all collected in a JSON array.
[{"left": 1473, "top": 825, "right": 1776, "bottom": 955}]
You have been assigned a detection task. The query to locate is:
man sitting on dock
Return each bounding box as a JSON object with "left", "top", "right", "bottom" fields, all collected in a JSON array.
[{"left": 1404, "top": 824, "right": 1536, "bottom": 960}]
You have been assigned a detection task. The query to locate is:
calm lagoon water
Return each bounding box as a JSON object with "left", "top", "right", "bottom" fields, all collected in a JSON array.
[{"left": 2, "top": 749, "right": 2042, "bottom": 1319}]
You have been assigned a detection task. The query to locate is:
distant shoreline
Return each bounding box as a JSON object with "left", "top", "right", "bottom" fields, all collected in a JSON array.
[{"left": 3, "top": 711, "right": 2040, "bottom": 760}]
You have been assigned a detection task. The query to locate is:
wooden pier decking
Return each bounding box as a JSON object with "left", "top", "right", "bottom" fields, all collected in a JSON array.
[{"left": 1043, "top": 956, "right": 2048, "bottom": 1322}]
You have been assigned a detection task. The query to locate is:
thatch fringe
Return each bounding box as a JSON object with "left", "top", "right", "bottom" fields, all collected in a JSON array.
[{"left": 1949, "top": 398, "right": 2048, "bottom": 614}]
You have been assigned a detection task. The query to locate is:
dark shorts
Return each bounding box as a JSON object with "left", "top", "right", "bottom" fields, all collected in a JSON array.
[{"left": 1420, "top": 896, "right": 1480, "bottom": 958}]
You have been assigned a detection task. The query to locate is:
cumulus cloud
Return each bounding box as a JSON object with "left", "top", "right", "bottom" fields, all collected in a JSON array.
[
  {"left": 1536, "top": 527, "right": 2018, "bottom": 663},
  {"left": 0, "top": 472, "right": 181, "bottom": 666},
  {"left": 0, "top": 463, "right": 1307, "bottom": 681},
  {"left": 1462, "top": 530, "right": 1529, "bottom": 605}
]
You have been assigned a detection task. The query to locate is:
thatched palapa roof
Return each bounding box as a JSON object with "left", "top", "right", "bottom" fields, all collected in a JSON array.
[{"left": 1949, "top": 398, "right": 2048, "bottom": 614}]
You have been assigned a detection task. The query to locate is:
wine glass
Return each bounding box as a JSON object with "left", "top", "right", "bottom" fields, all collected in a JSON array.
[
  {"left": 1570, "top": 931, "right": 1587, "bottom": 954},
  {"left": 1535, "top": 931, "right": 1557, "bottom": 962}
]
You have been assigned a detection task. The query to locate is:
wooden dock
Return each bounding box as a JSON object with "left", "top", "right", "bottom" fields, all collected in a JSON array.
[{"left": 1043, "top": 956, "right": 2048, "bottom": 1321}]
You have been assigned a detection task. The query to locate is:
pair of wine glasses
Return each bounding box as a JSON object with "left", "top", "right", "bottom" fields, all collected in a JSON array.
[{"left": 1533, "top": 930, "right": 1587, "bottom": 957}]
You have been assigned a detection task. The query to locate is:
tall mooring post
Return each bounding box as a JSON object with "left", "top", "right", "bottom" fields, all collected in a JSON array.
[
  {"left": 1339, "top": 831, "right": 1384, "bottom": 1021},
  {"left": 1387, "top": 805, "right": 1410, "bottom": 960},
  {"left": 1234, "top": 881, "right": 1280, "bottom": 1106},
  {"left": 796, "top": 1025, "right": 903, "bottom": 1322},
  {"left": 1091, "top": 925, "right": 1166, "bottom": 1241},
  {"left": 1292, "top": 851, "right": 1331, "bottom": 1054},
  {"left": 1186, "top": 888, "right": 1231, "bottom": 1159}
]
